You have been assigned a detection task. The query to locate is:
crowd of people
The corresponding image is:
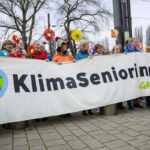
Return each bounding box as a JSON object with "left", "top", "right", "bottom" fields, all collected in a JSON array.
[{"left": 0, "top": 37, "right": 150, "bottom": 118}]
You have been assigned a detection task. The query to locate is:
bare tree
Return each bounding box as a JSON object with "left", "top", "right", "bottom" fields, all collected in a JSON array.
[
  {"left": 134, "top": 26, "right": 143, "bottom": 43},
  {"left": 102, "top": 37, "right": 109, "bottom": 52},
  {"left": 0, "top": 0, "right": 47, "bottom": 51},
  {"left": 146, "top": 26, "right": 150, "bottom": 46},
  {"left": 56, "top": 0, "right": 111, "bottom": 55}
]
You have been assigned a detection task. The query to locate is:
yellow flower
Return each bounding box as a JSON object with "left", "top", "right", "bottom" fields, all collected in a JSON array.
[{"left": 71, "top": 29, "right": 83, "bottom": 42}]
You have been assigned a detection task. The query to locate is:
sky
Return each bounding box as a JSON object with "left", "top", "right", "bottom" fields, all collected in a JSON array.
[
  {"left": 1, "top": 0, "right": 150, "bottom": 49},
  {"left": 0, "top": 0, "right": 114, "bottom": 49},
  {"left": 131, "top": 0, "right": 150, "bottom": 46},
  {"left": 33, "top": 0, "right": 150, "bottom": 49},
  {"left": 35, "top": 0, "right": 114, "bottom": 44}
]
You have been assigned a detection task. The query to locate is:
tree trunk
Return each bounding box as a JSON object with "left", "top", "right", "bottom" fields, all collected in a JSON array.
[
  {"left": 21, "top": 8, "right": 28, "bottom": 52},
  {"left": 28, "top": 15, "right": 35, "bottom": 48},
  {"left": 65, "top": 22, "right": 76, "bottom": 57},
  {"left": 21, "top": 32, "right": 28, "bottom": 51}
]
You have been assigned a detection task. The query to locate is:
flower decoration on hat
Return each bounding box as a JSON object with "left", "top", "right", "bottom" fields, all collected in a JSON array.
[
  {"left": 111, "top": 29, "right": 119, "bottom": 38},
  {"left": 43, "top": 28, "right": 55, "bottom": 42},
  {"left": 12, "top": 34, "right": 21, "bottom": 45}
]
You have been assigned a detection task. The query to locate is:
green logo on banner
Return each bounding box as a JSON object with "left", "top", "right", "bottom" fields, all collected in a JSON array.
[
  {"left": 0, "top": 70, "right": 8, "bottom": 97},
  {"left": 0, "top": 75, "right": 5, "bottom": 90},
  {"left": 139, "top": 81, "right": 150, "bottom": 90}
]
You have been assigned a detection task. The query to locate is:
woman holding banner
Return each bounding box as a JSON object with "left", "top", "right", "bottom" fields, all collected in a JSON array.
[
  {"left": 28, "top": 43, "right": 49, "bottom": 61},
  {"left": 76, "top": 42, "right": 90, "bottom": 61},
  {"left": 1, "top": 40, "right": 15, "bottom": 57},
  {"left": 124, "top": 39, "right": 144, "bottom": 110},
  {"left": 53, "top": 42, "right": 74, "bottom": 63},
  {"left": 76, "top": 41, "right": 95, "bottom": 115},
  {"left": 1, "top": 40, "right": 26, "bottom": 58},
  {"left": 112, "top": 44, "right": 127, "bottom": 111},
  {"left": 52, "top": 41, "right": 74, "bottom": 117},
  {"left": 92, "top": 44, "right": 106, "bottom": 56}
]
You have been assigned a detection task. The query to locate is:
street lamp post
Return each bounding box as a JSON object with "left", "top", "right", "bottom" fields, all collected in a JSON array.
[
  {"left": 47, "top": 13, "right": 53, "bottom": 56},
  {"left": 121, "top": 0, "right": 132, "bottom": 37},
  {"left": 113, "top": 0, "right": 132, "bottom": 46}
]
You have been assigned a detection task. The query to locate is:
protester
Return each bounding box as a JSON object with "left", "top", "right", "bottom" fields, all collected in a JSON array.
[
  {"left": 92, "top": 44, "right": 105, "bottom": 55},
  {"left": 112, "top": 44, "right": 122, "bottom": 54},
  {"left": 91, "top": 43, "right": 107, "bottom": 115},
  {"left": 133, "top": 39, "right": 143, "bottom": 52},
  {"left": 112, "top": 44, "right": 127, "bottom": 111},
  {"left": 132, "top": 39, "right": 144, "bottom": 109},
  {"left": 28, "top": 43, "right": 50, "bottom": 122},
  {"left": 0, "top": 41, "right": 11, "bottom": 57},
  {"left": 1, "top": 40, "right": 15, "bottom": 54},
  {"left": 53, "top": 41, "right": 74, "bottom": 117},
  {"left": 9, "top": 48, "right": 26, "bottom": 58},
  {"left": 28, "top": 43, "right": 49, "bottom": 61},
  {"left": 75, "top": 42, "right": 94, "bottom": 115},
  {"left": 124, "top": 40, "right": 136, "bottom": 110},
  {"left": 1, "top": 42, "right": 27, "bottom": 129},
  {"left": 124, "top": 38, "right": 142, "bottom": 53},
  {"left": 53, "top": 42, "right": 74, "bottom": 63},
  {"left": 1, "top": 40, "right": 25, "bottom": 58},
  {"left": 124, "top": 39, "right": 144, "bottom": 110},
  {"left": 76, "top": 42, "right": 89, "bottom": 60}
]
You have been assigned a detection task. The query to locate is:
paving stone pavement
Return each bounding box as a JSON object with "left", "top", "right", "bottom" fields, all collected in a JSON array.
[{"left": 0, "top": 109, "right": 150, "bottom": 150}]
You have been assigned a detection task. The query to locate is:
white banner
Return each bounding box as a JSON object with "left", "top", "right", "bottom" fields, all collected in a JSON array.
[{"left": 0, "top": 53, "right": 150, "bottom": 124}]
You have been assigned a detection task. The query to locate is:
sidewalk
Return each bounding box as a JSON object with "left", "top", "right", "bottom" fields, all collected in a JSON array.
[{"left": 0, "top": 109, "right": 150, "bottom": 150}]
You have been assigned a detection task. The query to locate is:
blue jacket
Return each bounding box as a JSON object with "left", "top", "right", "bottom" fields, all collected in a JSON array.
[
  {"left": 0, "top": 50, "right": 9, "bottom": 57},
  {"left": 124, "top": 44, "right": 139, "bottom": 53},
  {"left": 47, "top": 54, "right": 52, "bottom": 61},
  {"left": 76, "top": 50, "right": 89, "bottom": 60}
]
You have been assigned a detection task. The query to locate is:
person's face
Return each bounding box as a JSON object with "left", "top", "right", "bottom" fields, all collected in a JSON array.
[
  {"left": 61, "top": 44, "right": 68, "bottom": 52},
  {"left": 5, "top": 44, "right": 14, "bottom": 52},
  {"left": 114, "top": 45, "right": 122, "bottom": 54},
  {"left": 115, "top": 47, "right": 121, "bottom": 53},
  {"left": 96, "top": 46, "right": 104, "bottom": 54},
  {"left": 134, "top": 41, "right": 142, "bottom": 49},
  {"left": 35, "top": 44, "right": 41, "bottom": 52},
  {"left": 82, "top": 43, "right": 89, "bottom": 51}
]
